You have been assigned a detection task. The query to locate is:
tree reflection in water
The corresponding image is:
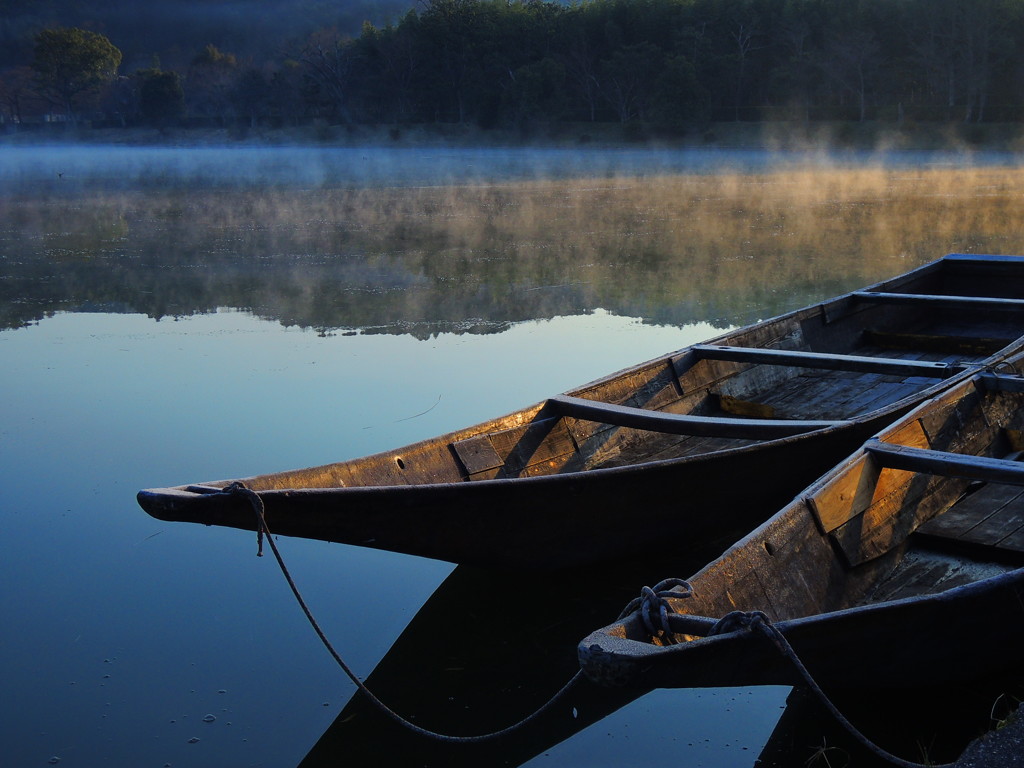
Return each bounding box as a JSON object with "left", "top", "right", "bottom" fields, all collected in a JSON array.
[{"left": 4, "top": 165, "right": 1024, "bottom": 334}]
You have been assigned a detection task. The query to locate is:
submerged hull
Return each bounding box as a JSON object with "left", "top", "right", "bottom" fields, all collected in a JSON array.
[
  {"left": 140, "top": 253, "right": 1024, "bottom": 569},
  {"left": 580, "top": 371, "right": 1024, "bottom": 688}
]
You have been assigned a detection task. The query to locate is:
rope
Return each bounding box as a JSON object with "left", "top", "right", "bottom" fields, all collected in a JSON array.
[
  {"left": 221, "top": 482, "right": 584, "bottom": 744},
  {"left": 708, "top": 610, "right": 955, "bottom": 768},
  {"left": 991, "top": 360, "right": 1021, "bottom": 376},
  {"left": 616, "top": 578, "right": 692, "bottom": 645}
]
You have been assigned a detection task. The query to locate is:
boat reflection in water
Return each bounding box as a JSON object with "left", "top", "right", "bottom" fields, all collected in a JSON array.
[
  {"left": 298, "top": 551, "right": 700, "bottom": 768},
  {"left": 298, "top": 544, "right": 1024, "bottom": 767}
]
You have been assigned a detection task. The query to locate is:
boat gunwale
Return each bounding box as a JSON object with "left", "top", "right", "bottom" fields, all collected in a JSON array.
[
  {"left": 140, "top": 365, "right": 979, "bottom": 498},
  {"left": 577, "top": 561, "right": 1024, "bottom": 679}
]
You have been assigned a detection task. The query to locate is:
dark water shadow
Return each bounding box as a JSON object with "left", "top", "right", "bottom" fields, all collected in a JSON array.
[
  {"left": 757, "top": 673, "right": 1024, "bottom": 767},
  {"left": 298, "top": 546, "right": 727, "bottom": 768},
  {"left": 298, "top": 536, "right": 1024, "bottom": 768}
]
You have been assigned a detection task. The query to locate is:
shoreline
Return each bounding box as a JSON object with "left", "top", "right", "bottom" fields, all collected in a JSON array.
[{"left": 3, "top": 120, "right": 1024, "bottom": 154}]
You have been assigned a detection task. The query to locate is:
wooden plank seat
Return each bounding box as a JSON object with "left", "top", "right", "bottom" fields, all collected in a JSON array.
[
  {"left": 547, "top": 394, "right": 849, "bottom": 439},
  {"left": 978, "top": 372, "right": 1024, "bottom": 394},
  {"left": 685, "top": 344, "right": 960, "bottom": 378},
  {"left": 853, "top": 291, "right": 1024, "bottom": 311},
  {"left": 864, "top": 440, "right": 1024, "bottom": 486}
]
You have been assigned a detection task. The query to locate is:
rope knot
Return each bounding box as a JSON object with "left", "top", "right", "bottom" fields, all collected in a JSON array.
[
  {"left": 708, "top": 609, "right": 770, "bottom": 636},
  {"left": 618, "top": 578, "right": 693, "bottom": 645},
  {"left": 221, "top": 481, "right": 266, "bottom": 556}
]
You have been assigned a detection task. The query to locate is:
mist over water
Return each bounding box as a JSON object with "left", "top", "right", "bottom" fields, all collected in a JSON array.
[
  {"left": 2, "top": 143, "right": 1021, "bottom": 190},
  {"left": 4, "top": 149, "right": 1024, "bottom": 338}
]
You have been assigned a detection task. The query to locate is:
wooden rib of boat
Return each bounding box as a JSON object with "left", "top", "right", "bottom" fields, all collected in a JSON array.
[
  {"left": 579, "top": 370, "right": 1024, "bottom": 689},
  {"left": 138, "top": 253, "right": 1024, "bottom": 570}
]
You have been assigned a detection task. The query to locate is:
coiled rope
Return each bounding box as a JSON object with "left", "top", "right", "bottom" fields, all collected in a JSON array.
[
  {"left": 222, "top": 482, "right": 583, "bottom": 743},
  {"left": 635, "top": 587, "right": 955, "bottom": 768},
  {"left": 616, "top": 577, "right": 693, "bottom": 644}
]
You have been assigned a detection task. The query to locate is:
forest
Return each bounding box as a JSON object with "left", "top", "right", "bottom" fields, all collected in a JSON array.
[{"left": 2, "top": 0, "right": 1023, "bottom": 136}]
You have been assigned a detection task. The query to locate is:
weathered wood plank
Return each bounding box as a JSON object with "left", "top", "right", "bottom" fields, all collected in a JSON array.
[
  {"left": 831, "top": 471, "right": 968, "bottom": 566},
  {"left": 690, "top": 344, "right": 957, "bottom": 378},
  {"left": 807, "top": 419, "right": 930, "bottom": 533},
  {"left": 957, "top": 496, "right": 1024, "bottom": 547},
  {"left": 978, "top": 373, "right": 1024, "bottom": 395},
  {"left": 450, "top": 434, "right": 506, "bottom": 475},
  {"left": 819, "top": 379, "right": 921, "bottom": 419},
  {"left": 995, "top": 525, "right": 1024, "bottom": 554},
  {"left": 567, "top": 360, "right": 687, "bottom": 446},
  {"left": 916, "top": 484, "right": 1024, "bottom": 541},
  {"left": 716, "top": 394, "right": 777, "bottom": 419},
  {"left": 853, "top": 291, "right": 1024, "bottom": 311},
  {"left": 451, "top": 416, "right": 578, "bottom": 480},
  {"left": 865, "top": 441, "right": 1024, "bottom": 485},
  {"left": 548, "top": 395, "right": 848, "bottom": 439}
]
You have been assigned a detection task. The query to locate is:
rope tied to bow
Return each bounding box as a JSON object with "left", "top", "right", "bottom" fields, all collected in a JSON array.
[
  {"left": 219, "top": 481, "right": 584, "bottom": 744},
  {"left": 617, "top": 578, "right": 693, "bottom": 645},
  {"left": 223, "top": 482, "right": 265, "bottom": 555}
]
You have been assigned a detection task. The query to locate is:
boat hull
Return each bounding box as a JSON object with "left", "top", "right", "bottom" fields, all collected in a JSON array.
[
  {"left": 140, "top": 417, "right": 888, "bottom": 570},
  {"left": 580, "top": 565, "right": 1024, "bottom": 689}
]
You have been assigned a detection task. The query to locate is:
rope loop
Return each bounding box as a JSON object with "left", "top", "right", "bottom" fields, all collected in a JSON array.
[
  {"left": 617, "top": 578, "right": 693, "bottom": 644},
  {"left": 992, "top": 360, "right": 1021, "bottom": 376}
]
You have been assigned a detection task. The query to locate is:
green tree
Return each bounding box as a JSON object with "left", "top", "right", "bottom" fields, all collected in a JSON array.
[
  {"left": 32, "top": 27, "right": 122, "bottom": 123},
  {"left": 137, "top": 68, "right": 185, "bottom": 127},
  {"left": 503, "top": 56, "right": 567, "bottom": 127},
  {"left": 0, "top": 65, "right": 38, "bottom": 124},
  {"left": 187, "top": 44, "right": 239, "bottom": 124}
]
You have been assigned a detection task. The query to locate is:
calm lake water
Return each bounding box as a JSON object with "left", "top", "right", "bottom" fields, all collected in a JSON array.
[{"left": 3, "top": 144, "right": 1024, "bottom": 767}]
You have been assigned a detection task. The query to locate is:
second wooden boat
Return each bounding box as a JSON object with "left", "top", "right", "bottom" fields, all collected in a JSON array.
[
  {"left": 579, "top": 370, "right": 1024, "bottom": 689},
  {"left": 139, "top": 254, "right": 1024, "bottom": 570}
]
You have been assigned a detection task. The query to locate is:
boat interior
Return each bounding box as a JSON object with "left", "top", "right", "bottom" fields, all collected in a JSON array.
[
  {"left": 218, "top": 257, "right": 1024, "bottom": 491},
  {"left": 453, "top": 285, "right": 1024, "bottom": 481},
  {"left": 616, "top": 373, "right": 1024, "bottom": 647}
]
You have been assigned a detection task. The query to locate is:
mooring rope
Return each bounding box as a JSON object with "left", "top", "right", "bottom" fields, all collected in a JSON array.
[
  {"left": 991, "top": 360, "right": 1022, "bottom": 377},
  {"left": 616, "top": 577, "right": 692, "bottom": 644},
  {"left": 222, "top": 481, "right": 584, "bottom": 744},
  {"left": 728, "top": 610, "right": 956, "bottom": 768},
  {"left": 631, "top": 584, "right": 955, "bottom": 768}
]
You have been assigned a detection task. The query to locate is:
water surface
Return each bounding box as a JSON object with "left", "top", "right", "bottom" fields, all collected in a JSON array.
[{"left": 3, "top": 146, "right": 1024, "bottom": 767}]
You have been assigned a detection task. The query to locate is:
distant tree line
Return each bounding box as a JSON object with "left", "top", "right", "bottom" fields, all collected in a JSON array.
[{"left": 4, "top": 0, "right": 1024, "bottom": 132}]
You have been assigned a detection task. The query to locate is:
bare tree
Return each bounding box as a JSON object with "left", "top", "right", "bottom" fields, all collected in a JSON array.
[
  {"left": 294, "top": 28, "right": 358, "bottom": 124},
  {"left": 820, "top": 27, "right": 880, "bottom": 121},
  {"left": 560, "top": 28, "right": 602, "bottom": 121}
]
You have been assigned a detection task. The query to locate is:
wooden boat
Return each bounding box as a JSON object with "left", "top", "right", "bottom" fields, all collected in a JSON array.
[
  {"left": 139, "top": 253, "right": 1024, "bottom": 570},
  {"left": 579, "top": 370, "right": 1024, "bottom": 690}
]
